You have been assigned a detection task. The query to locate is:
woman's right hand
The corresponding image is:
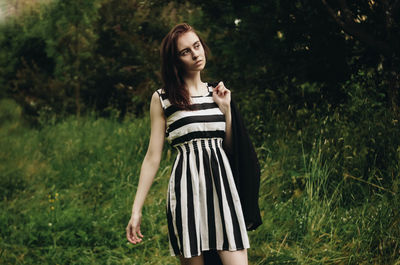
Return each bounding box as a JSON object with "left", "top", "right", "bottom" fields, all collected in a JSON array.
[{"left": 126, "top": 212, "right": 144, "bottom": 244}]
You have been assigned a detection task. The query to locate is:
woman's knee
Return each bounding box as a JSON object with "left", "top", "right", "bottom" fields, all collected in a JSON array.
[
  {"left": 217, "top": 249, "right": 248, "bottom": 265},
  {"left": 178, "top": 253, "right": 204, "bottom": 265}
]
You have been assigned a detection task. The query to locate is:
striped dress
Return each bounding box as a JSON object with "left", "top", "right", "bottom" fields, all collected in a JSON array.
[{"left": 156, "top": 83, "right": 250, "bottom": 258}]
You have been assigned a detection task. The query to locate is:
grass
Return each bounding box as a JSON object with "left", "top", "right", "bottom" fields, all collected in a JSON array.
[{"left": 0, "top": 98, "right": 399, "bottom": 264}]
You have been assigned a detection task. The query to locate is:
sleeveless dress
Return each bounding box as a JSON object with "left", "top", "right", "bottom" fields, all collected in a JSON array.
[{"left": 156, "top": 83, "right": 250, "bottom": 258}]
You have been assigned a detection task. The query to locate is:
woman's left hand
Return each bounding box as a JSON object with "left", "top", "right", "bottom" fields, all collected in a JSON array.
[{"left": 212, "top": 81, "right": 231, "bottom": 115}]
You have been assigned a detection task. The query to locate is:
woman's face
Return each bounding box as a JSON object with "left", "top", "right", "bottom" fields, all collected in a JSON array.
[{"left": 176, "top": 31, "right": 206, "bottom": 74}]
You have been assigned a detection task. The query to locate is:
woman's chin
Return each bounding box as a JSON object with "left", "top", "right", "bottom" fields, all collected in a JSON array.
[
  {"left": 187, "top": 66, "right": 205, "bottom": 74},
  {"left": 195, "top": 63, "right": 206, "bottom": 71}
]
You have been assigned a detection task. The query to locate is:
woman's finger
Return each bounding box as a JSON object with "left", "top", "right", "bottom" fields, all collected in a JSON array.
[
  {"left": 138, "top": 229, "right": 144, "bottom": 238},
  {"left": 133, "top": 226, "right": 141, "bottom": 243},
  {"left": 219, "top": 88, "right": 229, "bottom": 97},
  {"left": 133, "top": 225, "right": 142, "bottom": 242},
  {"left": 214, "top": 82, "right": 223, "bottom": 96},
  {"left": 219, "top": 82, "right": 228, "bottom": 96},
  {"left": 126, "top": 225, "right": 135, "bottom": 243},
  {"left": 127, "top": 224, "right": 141, "bottom": 244}
]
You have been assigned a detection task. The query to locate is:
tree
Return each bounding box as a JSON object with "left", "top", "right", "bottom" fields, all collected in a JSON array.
[
  {"left": 189, "top": 0, "right": 399, "bottom": 115},
  {"left": 44, "top": 0, "right": 100, "bottom": 118},
  {"left": 321, "top": 0, "right": 400, "bottom": 115}
]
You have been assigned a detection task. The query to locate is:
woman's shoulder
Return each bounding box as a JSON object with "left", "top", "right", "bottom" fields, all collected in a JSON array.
[
  {"left": 152, "top": 88, "right": 168, "bottom": 109},
  {"left": 154, "top": 88, "right": 168, "bottom": 101}
]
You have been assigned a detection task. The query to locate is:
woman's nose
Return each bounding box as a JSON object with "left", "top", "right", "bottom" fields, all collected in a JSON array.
[{"left": 191, "top": 50, "right": 199, "bottom": 59}]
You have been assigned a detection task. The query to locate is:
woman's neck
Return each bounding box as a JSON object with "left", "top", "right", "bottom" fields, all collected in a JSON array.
[{"left": 183, "top": 72, "right": 205, "bottom": 94}]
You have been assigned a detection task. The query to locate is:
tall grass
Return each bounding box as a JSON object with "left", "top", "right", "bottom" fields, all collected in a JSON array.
[
  {"left": 250, "top": 134, "right": 399, "bottom": 265},
  {"left": 0, "top": 98, "right": 177, "bottom": 264},
  {"left": 1, "top": 97, "right": 399, "bottom": 264}
]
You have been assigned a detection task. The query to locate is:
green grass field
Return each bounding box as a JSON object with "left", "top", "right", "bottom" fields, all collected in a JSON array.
[{"left": 1, "top": 98, "right": 399, "bottom": 264}]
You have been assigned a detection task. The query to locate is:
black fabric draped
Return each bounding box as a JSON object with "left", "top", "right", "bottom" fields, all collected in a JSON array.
[{"left": 202, "top": 85, "right": 263, "bottom": 264}]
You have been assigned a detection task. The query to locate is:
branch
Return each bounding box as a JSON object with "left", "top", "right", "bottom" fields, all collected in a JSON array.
[
  {"left": 321, "top": 0, "right": 393, "bottom": 57},
  {"left": 321, "top": 0, "right": 346, "bottom": 28}
]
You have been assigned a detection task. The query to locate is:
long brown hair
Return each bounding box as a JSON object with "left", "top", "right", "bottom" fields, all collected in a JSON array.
[{"left": 160, "top": 23, "right": 210, "bottom": 110}]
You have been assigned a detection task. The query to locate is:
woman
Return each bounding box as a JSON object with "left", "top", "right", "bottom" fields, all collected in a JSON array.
[{"left": 126, "top": 23, "right": 251, "bottom": 265}]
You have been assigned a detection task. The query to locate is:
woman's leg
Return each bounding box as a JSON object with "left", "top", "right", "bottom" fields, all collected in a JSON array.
[
  {"left": 217, "top": 249, "right": 248, "bottom": 265},
  {"left": 178, "top": 253, "right": 204, "bottom": 265}
]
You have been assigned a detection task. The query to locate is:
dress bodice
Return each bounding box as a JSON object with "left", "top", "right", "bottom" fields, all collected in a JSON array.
[{"left": 156, "top": 83, "right": 226, "bottom": 147}]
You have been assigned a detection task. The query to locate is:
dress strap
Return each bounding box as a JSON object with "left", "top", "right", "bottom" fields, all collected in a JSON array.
[
  {"left": 207, "top": 82, "right": 214, "bottom": 93},
  {"left": 207, "top": 82, "right": 219, "bottom": 91},
  {"left": 156, "top": 88, "right": 167, "bottom": 109}
]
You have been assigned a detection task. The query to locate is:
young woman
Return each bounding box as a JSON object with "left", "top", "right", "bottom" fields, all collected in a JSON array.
[{"left": 126, "top": 23, "right": 251, "bottom": 265}]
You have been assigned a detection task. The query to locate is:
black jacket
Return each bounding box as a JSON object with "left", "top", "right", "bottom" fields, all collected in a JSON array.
[
  {"left": 203, "top": 94, "right": 262, "bottom": 264},
  {"left": 227, "top": 98, "right": 262, "bottom": 231}
]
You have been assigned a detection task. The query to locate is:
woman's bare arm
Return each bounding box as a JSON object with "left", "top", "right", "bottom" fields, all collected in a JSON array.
[{"left": 126, "top": 91, "right": 165, "bottom": 244}]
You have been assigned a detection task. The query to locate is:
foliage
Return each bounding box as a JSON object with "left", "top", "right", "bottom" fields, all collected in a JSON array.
[
  {"left": 0, "top": 98, "right": 177, "bottom": 264},
  {"left": 0, "top": 1, "right": 399, "bottom": 264},
  {"left": 1, "top": 0, "right": 399, "bottom": 121},
  {"left": 0, "top": 0, "right": 209, "bottom": 125},
  {"left": 237, "top": 68, "right": 399, "bottom": 202},
  {"left": 1, "top": 97, "right": 399, "bottom": 264}
]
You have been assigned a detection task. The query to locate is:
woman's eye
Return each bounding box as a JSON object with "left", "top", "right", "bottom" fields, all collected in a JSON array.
[{"left": 194, "top": 43, "right": 200, "bottom": 49}]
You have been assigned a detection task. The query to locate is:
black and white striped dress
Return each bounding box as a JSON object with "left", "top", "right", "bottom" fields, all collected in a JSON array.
[{"left": 156, "top": 83, "right": 250, "bottom": 258}]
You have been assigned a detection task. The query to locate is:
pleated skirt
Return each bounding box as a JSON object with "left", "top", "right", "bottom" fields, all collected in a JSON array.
[{"left": 166, "top": 138, "right": 250, "bottom": 258}]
